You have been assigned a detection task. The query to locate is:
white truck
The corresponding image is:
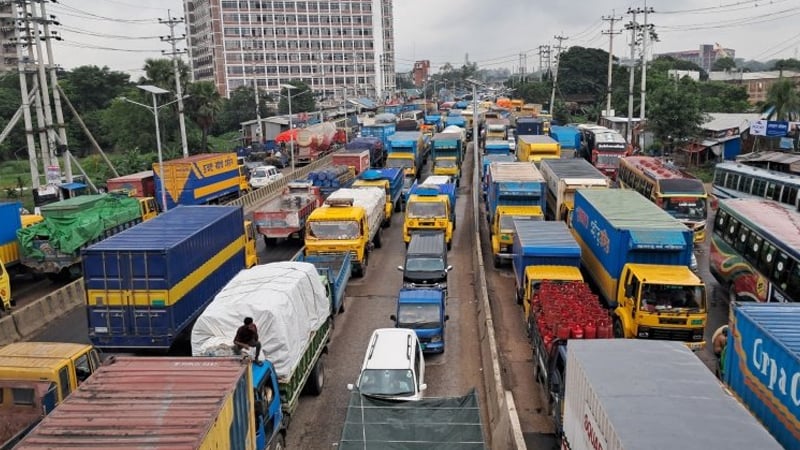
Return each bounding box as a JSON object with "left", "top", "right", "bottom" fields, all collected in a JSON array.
[
  {"left": 539, "top": 158, "right": 609, "bottom": 222},
  {"left": 562, "top": 340, "right": 782, "bottom": 450}
]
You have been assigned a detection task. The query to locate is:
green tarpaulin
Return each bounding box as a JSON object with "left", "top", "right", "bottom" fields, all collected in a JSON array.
[
  {"left": 17, "top": 195, "right": 142, "bottom": 259},
  {"left": 339, "top": 389, "right": 486, "bottom": 450}
]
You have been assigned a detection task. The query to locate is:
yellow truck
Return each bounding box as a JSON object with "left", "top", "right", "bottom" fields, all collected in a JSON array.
[
  {"left": 403, "top": 183, "right": 455, "bottom": 249},
  {"left": 305, "top": 187, "right": 386, "bottom": 277},
  {"left": 432, "top": 156, "right": 460, "bottom": 180},
  {"left": 0, "top": 342, "right": 103, "bottom": 447},
  {"left": 490, "top": 206, "right": 543, "bottom": 268},
  {"left": 516, "top": 135, "right": 561, "bottom": 163},
  {"left": 0, "top": 206, "right": 43, "bottom": 313}
]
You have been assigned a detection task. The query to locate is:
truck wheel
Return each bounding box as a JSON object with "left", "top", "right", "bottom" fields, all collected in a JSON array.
[
  {"left": 612, "top": 318, "right": 624, "bottom": 338},
  {"left": 268, "top": 433, "right": 286, "bottom": 450},
  {"left": 305, "top": 357, "right": 325, "bottom": 396},
  {"left": 263, "top": 236, "right": 276, "bottom": 247},
  {"left": 374, "top": 228, "right": 383, "bottom": 249},
  {"left": 447, "top": 240, "right": 452, "bottom": 251},
  {"left": 493, "top": 255, "right": 501, "bottom": 268}
]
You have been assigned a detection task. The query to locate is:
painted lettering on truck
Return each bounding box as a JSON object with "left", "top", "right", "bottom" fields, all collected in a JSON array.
[
  {"left": 582, "top": 404, "right": 607, "bottom": 450},
  {"left": 575, "top": 206, "right": 610, "bottom": 255}
]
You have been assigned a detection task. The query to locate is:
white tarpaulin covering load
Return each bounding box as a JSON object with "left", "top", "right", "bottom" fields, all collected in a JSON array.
[{"left": 191, "top": 262, "right": 329, "bottom": 380}]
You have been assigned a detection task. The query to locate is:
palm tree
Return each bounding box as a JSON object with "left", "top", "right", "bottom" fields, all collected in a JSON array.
[
  {"left": 140, "top": 58, "right": 191, "bottom": 93},
  {"left": 766, "top": 79, "right": 800, "bottom": 121},
  {"left": 186, "top": 81, "right": 222, "bottom": 152}
]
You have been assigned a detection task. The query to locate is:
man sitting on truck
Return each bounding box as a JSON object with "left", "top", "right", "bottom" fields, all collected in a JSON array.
[{"left": 234, "top": 317, "right": 263, "bottom": 366}]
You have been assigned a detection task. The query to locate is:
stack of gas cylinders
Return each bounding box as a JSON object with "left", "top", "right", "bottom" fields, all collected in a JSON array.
[{"left": 532, "top": 280, "right": 612, "bottom": 352}]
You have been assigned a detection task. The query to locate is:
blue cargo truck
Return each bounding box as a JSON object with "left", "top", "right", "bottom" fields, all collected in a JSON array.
[
  {"left": 481, "top": 154, "right": 516, "bottom": 199},
  {"left": 485, "top": 162, "right": 546, "bottom": 225},
  {"left": 360, "top": 123, "right": 396, "bottom": 151},
  {"left": 390, "top": 287, "right": 448, "bottom": 353},
  {"left": 484, "top": 140, "right": 513, "bottom": 155},
  {"left": 387, "top": 131, "right": 425, "bottom": 180},
  {"left": 549, "top": 125, "right": 581, "bottom": 158},
  {"left": 516, "top": 117, "right": 544, "bottom": 136},
  {"left": 82, "top": 206, "right": 251, "bottom": 350},
  {"left": 511, "top": 220, "right": 582, "bottom": 303},
  {"left": 571, "top": 189, "right": 707, "bottom": 350},
  {"left": 292, "top": 252, "right": 352, "bottom": 315},
  {"left": 724, "top": 303, "right": 800, "bottom": 450}
]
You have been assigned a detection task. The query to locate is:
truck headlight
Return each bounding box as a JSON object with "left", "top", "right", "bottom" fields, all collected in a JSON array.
[
  {"left": 430, "top": 335, "right": 442, "bottom": 342},
  {"left": 637, "top": 327, "right": 649, "bottom": 338},
  {"left": 692, "top": 330, "right": 704, "bottom": 341}
]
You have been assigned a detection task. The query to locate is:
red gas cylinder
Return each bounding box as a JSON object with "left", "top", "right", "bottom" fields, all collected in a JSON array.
[
  {"left": 556, "top": 322, "right": 571, "bottom": 340},
  {"left": 584, "top": 321, "right": 597, "bottom": 339},
  {"left": 571, "top": 323, "right": 584, "bottom": 339}
]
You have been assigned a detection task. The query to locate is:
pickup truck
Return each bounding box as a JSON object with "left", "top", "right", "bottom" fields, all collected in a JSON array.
[
  {"left": 253, "top": 181, "right": 323, "bottom": 246},
  {"left": 390, "top": 287, "right": 448, "bottom": 353}
]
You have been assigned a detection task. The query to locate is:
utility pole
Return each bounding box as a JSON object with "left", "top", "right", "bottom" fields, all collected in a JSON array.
[
  {"left": 160, "top": 10, "right": 189, "bottom": 157},
  {"left": 11, "top": 1, "right": 39, "bottom": 190},
  {"left": 30, "top": 1, "right": 59, "bottom": 176},
  {"left": 625, "top": 9, "right": 640, "bottom": 143},
  {"left": 20, "top": 1, "right": 51, "bottom": 175},
  {"left": 549, "top": 35, "right": 568, "bottom": 115},
  {"left": 537, "top": 45, "right": 551, "bottom": 81},
  {"left": 252, "top": 78, "right": 262, "bottom": 146},
  {"left": 602, "top": 11, "right": 623, "bottom": 118},
  {"left": 639, "top": 2, "right": 655, "bottom": 121}
]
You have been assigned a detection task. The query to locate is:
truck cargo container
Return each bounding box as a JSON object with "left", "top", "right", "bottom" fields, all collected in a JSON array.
[
  {"left": 445, "top": 113, "right": 466, "bottom": 129},
  {"left": 516, "top": 117, "right": 544, "bottom": 136},
  {"left": 296, "top": 121, "right": 338, "bottom": 164},
  {"left": 480, "top": 154, "right": 516, "bottom": 199},
  {"left": 0, "top": 342, "right": 102, "bottom": 448},
  {"left": 571, "top": 189, "right": 707, "bottom": 350},
  {"left": 0, "top": 203, "right": 43, "bottom": 311},
  {"left": 253, "top": 181, "right": 323, "bottom": 246},
  {"left": 360, "top": 123, "right": 396, "bottom": 151},
  {"left": 517, "top": 134, "right": 560, "bottom": 163},
  {"left": 332, "top": 149, "right": 371, "bottom": 175},
  {"left": 562, "top": 340, "right": 782, "bottom": 450},
  {"left": 540, "top": 158, "right": 609, "bottom": 222},
  {"left": 305, "top": 187, "right": 386, "bottom": 277},
  {"left": 353, "top": 168, "right": 404, "bottom": 224},
  {"left": 484, "top": 140, "right": 513, "bottom": 155},
  {"left": 82, "top": 205, "right": 257, "bottom": 350},
  {"left": 485, "top": 117, "right": 508, "bottom": 141},
  {"left": 153, "top": 152, "right": 249, "bottom": 210},
  {"left": 13, "top": 357, "right": 264, "bottom": 450},
  {"left": 724, "top": 302, "right": 800, "bottom": 450},
  {"left": 105, "top": 170, "right": 155, "bottom": 197},
  {"left": 390, "top": 287, "right": 448, "bottom": 353},
  {"left": 344, "top": 136, "right": 386, "bottom": 168},
  {"left": 292, "top": 252, "right": 352, "bottom": 314},
  {"left": 18, "top": 194, "right": 157, "bottom": 280},
  {"left": 512, "top": 220, "right": 583, "bottom": 314},
  {"left": 549, "top": 125, "right": 581, "bottom": 159},
  {"left": 486, "top": 162, "right": 546, "bottom": 227},
  {"left": 192, "top": 262, "right": 332, "bottom": 449},
  {"left": 404, "top": 183, "right": 456, "bottom": 248}
]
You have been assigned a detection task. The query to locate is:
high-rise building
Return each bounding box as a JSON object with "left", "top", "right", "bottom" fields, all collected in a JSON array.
[
  {"left": 655, "top": 44, "right": 735, "bottom": 74},
  {"left": 0, "top": 2, "right": 18, "bottom": 72},
  {"left": 183, "top": 0, "right": 395, "bottom": 101},
  {"left": 412, "top": 60, "right": 429, "bottom": 87}
]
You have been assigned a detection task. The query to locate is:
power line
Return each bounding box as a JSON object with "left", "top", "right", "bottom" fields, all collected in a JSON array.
[
  {"left": 51, "top": 4, "right": 157, "bottom": 23},
  {"left": 58, "top": 25, "right": 160, "bottom": 40},
  {"left": 59, "top": 40, "right": 163, "bottom": 53},
  {"left": 659, "top": 0, "right": 790, "bottom": 15},
  {"left": 658, "top": 7, "right": 799, "bottom": 32}
]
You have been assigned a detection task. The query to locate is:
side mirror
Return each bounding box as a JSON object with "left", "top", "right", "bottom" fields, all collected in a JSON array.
[
  {"left": 625, "top": 284, "right": 634, "bottom": 298},
  {"left": 346, "top": 383, "right": 355, "bottom": 391},
  {"left": 390, "top": 314, "right": 397, "bottom": 322},
  {"left": 445, "top": 265, "right": 453, "bottom": 272},
  {"left": 419, "top": 383, "right": 428, "bottom": 392},
  {"left": 444, "top": 315, "right": 450, "bottom": 321},
  {"left": 397, "top": 266, "right": 404, "bottom": 271}
]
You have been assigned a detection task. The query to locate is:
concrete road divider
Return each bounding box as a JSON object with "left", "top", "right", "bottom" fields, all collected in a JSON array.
[
  {"left": 0, "top": 314, "right": 20, "bottom": 345},
  {"left": 11, "top": 297, "right": 47, "bottom": 339}
]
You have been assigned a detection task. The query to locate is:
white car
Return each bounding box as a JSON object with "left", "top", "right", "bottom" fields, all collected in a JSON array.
[
  {"left": 249, "top": 165, "right": 283, "bottom": 189},
  {"left": 348, "top": 328, "right": 427, "bottom": 401}
]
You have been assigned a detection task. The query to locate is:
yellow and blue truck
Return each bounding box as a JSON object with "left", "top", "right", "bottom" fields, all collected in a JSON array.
[
  {"left": 571, "top": 189, "right": 707, "bottom": 350},
  {"left": 516, "top": 135, "right": 560, "bottom": 164},
  {"left": 82, "top": 205, "right": 257, "bottom": 351},
  {"left": 404, "top": 183, "right": 456, "bottom": 249},
  {"left": 352, "top": 168, "right": 404, "bottom": 226},
  {"left": 0, "top": 342, "right": 102, "bottom": 448},
  {"left": 153, "top": 152, "right": 250, "bottom": 211},
  {"left": 0, "top": 202, "right": 42, "bottom": 312},
  {"left": 431, "top": 132, "right": 463, "bottom": 186}
]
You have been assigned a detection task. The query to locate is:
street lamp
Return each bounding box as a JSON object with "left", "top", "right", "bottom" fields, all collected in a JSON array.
[
  {"left": 280, "top": 83, "right": 298, "bottom": 171},
  {"left": 120, "top": 84, "right": 189, "bottom": 212},
  {"left": 466, "top": 78, "right": 483, "bottom": 153}
]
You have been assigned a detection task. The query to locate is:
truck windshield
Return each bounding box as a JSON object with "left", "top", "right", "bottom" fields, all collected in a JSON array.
[
  {"left": 435, "top": 159, "right": 457, "bottom": 168},
  {"left": 406, "top": 257, "right": 445, "bottom": 272},
  {"left": 386, "top": 159, "right": 411, "bottom": 169},
  {"left": 397, "top": 304, "right": 442, "bottom": 329},
  {"left": 308, "top": 220, "right": 360, "bottom": 239},
  {"left": 500, "top": 214, "right": 542, "bottom": 230},
  {"left": 252, "top": 168, "right": 269, "bottom": 178},
  {"left": 359, "top": 369, "right": 416, "bottom": 397},
  {"left": 596, "top": 154, "right": 622, "bottom": 167},
  {"left": 641, "top": 284, "right": 706, "bottom": 312},
  {"left": 391, "top": 146, "right": 413, "bottom": 153},
  {"left": 407, "top": 201, "right": 446, "bottom": 218},
  {"left": 663, "top": 197, "right": 707, "bottom": 221}
]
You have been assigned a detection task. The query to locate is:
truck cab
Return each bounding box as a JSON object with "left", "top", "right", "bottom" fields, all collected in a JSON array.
[
  {"left": 403, "top": 185, "right": 454, "bottom": 249},
  {"left": 397, "top": 231, "right": 451, "bottom": 289},
  {"left": 305, "top": 199, "right": 373, "bottom": 277},
  {"left": 138, "top": 197, "right": 158, "bottom": 220},
  {"left": 386, "top": 153, "right": 417, "bottom": 179},
  {"left": 244, "top": 220, "right": 259, "bottom": 268},
  {"left": 614, "top": 264, "right": 707, "bottom": 351},
  {"left": 432, "top": 156, "right": 460, "bottom": 185},
  {"left": 390, "top": 288, "right": 449, "bottom": 353},
  {"left": 491, "top": 206, "right": 543, "bottom": 268}
]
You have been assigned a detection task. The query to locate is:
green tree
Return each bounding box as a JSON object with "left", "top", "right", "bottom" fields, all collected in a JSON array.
[
  {"left": 215, "top": 85, "right": 274, "bottom": 135},
  {"left": 647, "top": 78, "right": 707, "bottom": 153},
  {"left": 765, "top": 78, "right": 800, "bottom": 120},
  {"left": 99, "top": 93, "right": 160, "bottom": 152},
  {"left": 277, "top": 79, "right": 315, "bottom": 114},
  {"left": 711, "top": 57, "right": 737, "bottom": 72},
  {"left": 139, "top": 58, "right": 190, "bottom": 93},
  {"left": 697, "top": 81, "right": 750, "bottom": 113},
  {"left": 61, "top": 65, "right": 131, "bottom": 112},
  {"left": 185, "top": 81, "right": 222, "bottom": 152},
  {"left": 771, "top": 58, "right": 800, "bottom": 73}
]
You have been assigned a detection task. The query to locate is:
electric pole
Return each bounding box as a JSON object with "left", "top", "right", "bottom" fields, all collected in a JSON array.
[
  {"left": 550, "top": 35, "right": 568, "bottom": 115},
  {"left": 602, "top": 11, "right": 623, "bottom": 118},
  {"left": 625, "top": 9, "right": 640, "bottom": 143},
  {"left": 639, "top": 2, "right": 655, "bottom": 121},
  {"left": 30, "top": 0, "right": 59, "bottom": 176},
  {"left": 11, "top": 1, "right": 39, "bottom": 190},
  {"left": 537, "top": 45, "right": 551, "bottom": 81},
  {"left": 160, "top": 10, "right": 189, "bottom": 157}
]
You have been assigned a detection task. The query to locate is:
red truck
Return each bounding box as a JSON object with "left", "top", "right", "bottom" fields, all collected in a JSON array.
[
  {"left": 105, "top": 170, "right": 155, "bottom": 198},
  {"left": 332, "top": 149, "right": 370, "bottom": 176},
  {"left": 253, "top": 181, "right": 323, "bottom": 246}
]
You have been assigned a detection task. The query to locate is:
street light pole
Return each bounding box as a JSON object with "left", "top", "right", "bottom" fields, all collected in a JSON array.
[
  {"left": 466, "top": 79, "right": 480, "bottom": 153},
  {"left": 281, "top": 83, "right": 298, "bottom": 172},
  {"left": 151, "top": 92, "right": 167, "bottom": 212}
]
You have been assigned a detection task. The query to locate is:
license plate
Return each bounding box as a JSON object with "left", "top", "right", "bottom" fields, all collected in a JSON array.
[{"left": 686, "top": 342, "right": 703, "bottom": 351}]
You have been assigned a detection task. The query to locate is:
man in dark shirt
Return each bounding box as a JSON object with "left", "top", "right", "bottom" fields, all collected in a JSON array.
[{"left": 234, "top": 317, "right": 263, "bottom": 366}]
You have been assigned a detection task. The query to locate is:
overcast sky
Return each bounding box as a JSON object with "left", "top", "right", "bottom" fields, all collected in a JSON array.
[{"left": 48, "top": 0, "right": 800, "bottom": 78}]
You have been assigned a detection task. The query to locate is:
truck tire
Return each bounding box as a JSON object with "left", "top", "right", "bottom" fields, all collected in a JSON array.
[
  {"left": 268, "top": 433, "right": 286, "bottom": 450},
  {"left": 493, "top": 255, "right": 501, "bottom": 268},
  {"left": 447, "top": 240, "right": 452, "bottom": 251},
  {"left": 612, "top": 318, "right": 624, "bottom": 338},
  {"left": 374, "top": 228, "right": 383, "bottom": 248},
  {"left": 305, "top": 357, "right": 325, "bottom": 396},
  {"left": 263, "top": 236, "right": 276, "bottom": 247}
]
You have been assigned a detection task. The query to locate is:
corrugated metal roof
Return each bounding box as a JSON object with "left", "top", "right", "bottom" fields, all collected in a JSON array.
[
  {"left": 86, "top": 205, "right": 241, "bottom": 251},
  {"left": 107, "top": 170, "right": 154, "bottom": 182},
  {"left": 721, "top": 198, "right": 800, "bottom": 248},
  {"left": 737, "top": 151, "right": 800, "bottom": 165},
  {"left": 513, "top": 221, "right": 579, "bottom": 252},
  {"left": 489, "top": 162, "right": 544, "bottom": 182},
  {"left": 736, "top": 303, "right": 800, "bottom": 357},
  {"left": 541, "top": 158, "right": 606, "bottom": 179},
  {"left": 702, "top": 113, "right": 761, "bottom": 132},
  {"left": 15, "top": 357, "right": 249, "bottom": 449},
  {"left": 579, "top": 189, "right": 687, "bottom": 229}
]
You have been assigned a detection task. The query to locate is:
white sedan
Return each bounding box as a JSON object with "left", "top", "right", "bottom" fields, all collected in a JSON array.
[{"left": 249, "top": 165, "right": 284, "bottom": 189}]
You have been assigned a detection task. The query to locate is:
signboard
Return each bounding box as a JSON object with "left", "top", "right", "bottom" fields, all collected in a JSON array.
[{"left": 750, "top": 120, "right": 789, "bottom": 137}]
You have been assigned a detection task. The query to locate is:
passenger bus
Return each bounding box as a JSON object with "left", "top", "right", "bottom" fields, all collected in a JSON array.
[
  {"left": 710, "top": 198, "right": 800, "bottom": 303},
  {"left": 712, "top": 161, "right": 800, "bottom": 210},
  {"left": 617, "top": 156, "right": 708, "bottom": 242},
  {"left": 578, "top": 125, "right": 629, "bottom": 179}
]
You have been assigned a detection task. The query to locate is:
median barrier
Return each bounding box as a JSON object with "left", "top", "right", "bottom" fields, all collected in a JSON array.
[
  {"left": 470, "top": 142, "right": 526, "bottom": 450},
  {"left": 0, "top": 314, "right": 20, "bottom": 345},
  {"left": 12, "top": 298, "right": 47, "bottom": 338},
  {"left": 38, "top": 280, "right": 84, "bottom": 323}
]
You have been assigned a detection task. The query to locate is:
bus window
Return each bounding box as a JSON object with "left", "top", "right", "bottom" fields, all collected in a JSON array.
[
  {"left": 783, "top": 186, "right": 798, "bottom": 206},
  {"left": 745, "top": 234, "right": 763, "bottom": 265},
  {"left": 714, "top": 170, "right": 726, "bottom": 186},
  {"left": 741, "top": 176, "right": 753, "bottom": 194},
  {"left": 785, "top": 263, "right": 800, "bottom": 300},
  {"left": 723, "top": 218, "right": 739, "bottom": 246},
  {"left": 735, "top": 228, "right": 749, "bottom": 253},
  {"left": 773, "top": 252, "right": 790, "bottom": 286},
  {"left": 766, "top": 183, "right": 781, "bottom": 201},
  {"left": 752, "top": 178, "right": 767, "bottom": 197},
  {"left": 759, "top": 243, "right": 778, "bottom": 277},
  {"left": 725, "top": 174, "right": 740, "bottom": 190}
]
